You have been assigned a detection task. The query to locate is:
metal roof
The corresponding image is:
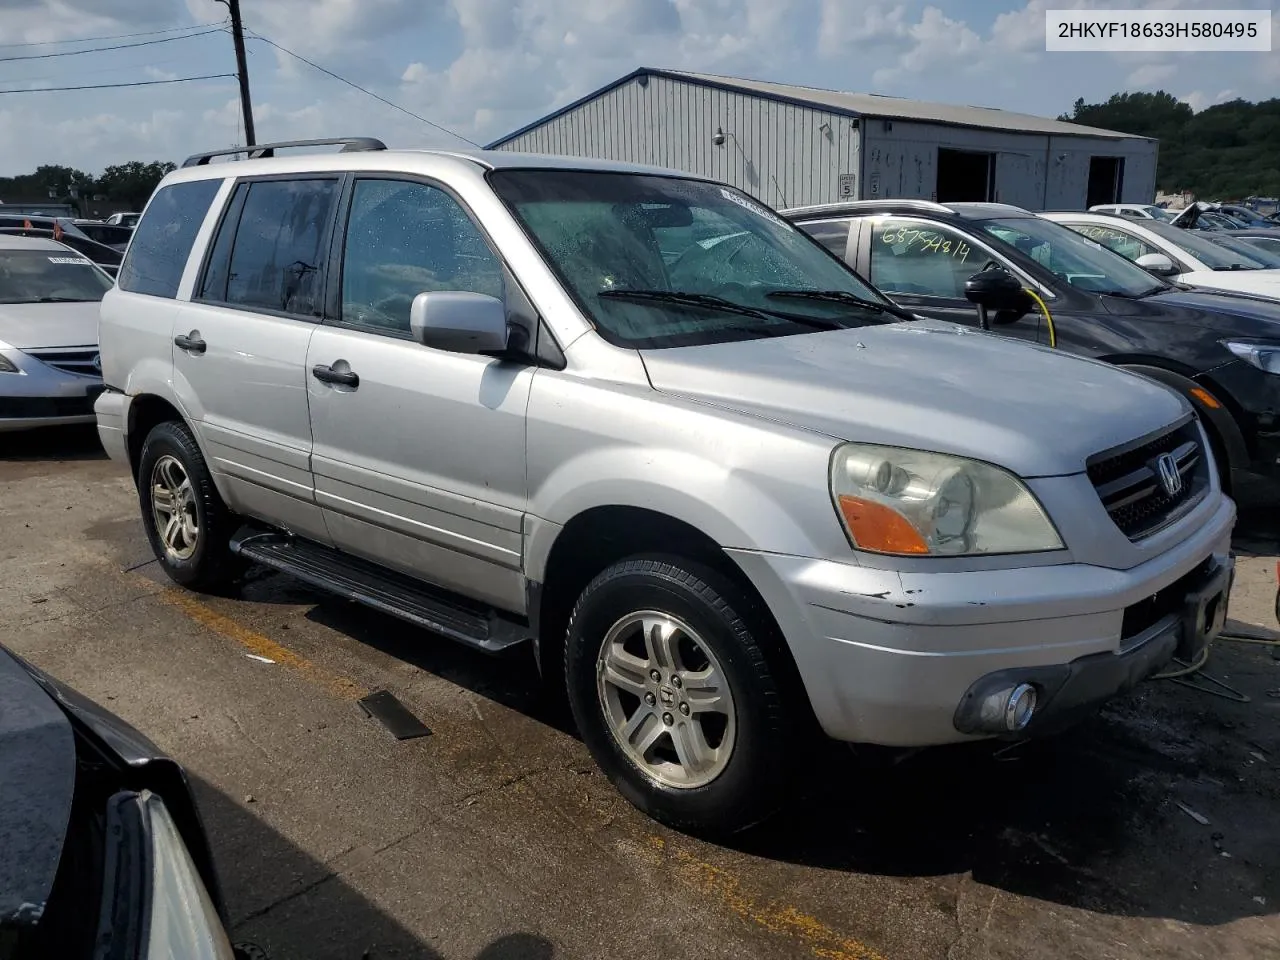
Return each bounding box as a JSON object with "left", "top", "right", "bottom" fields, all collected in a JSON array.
[
  {"left": 783, "top": 199, "right": 1036, "bottom": 221},
  {"left": 488, "top": 68, "right": 1152, "bottom": 148},
  {"left": 163, "top": 146, "right": 696, "bottom": 185}
]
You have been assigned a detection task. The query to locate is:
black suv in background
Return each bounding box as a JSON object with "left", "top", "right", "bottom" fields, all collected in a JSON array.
[{"left": 786, "top": 200, "right": 1280, "bottom": 489}]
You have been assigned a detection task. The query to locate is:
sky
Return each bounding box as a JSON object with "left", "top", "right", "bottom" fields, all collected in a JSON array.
[{"left": 0, "top": 0, "right": 1277, "bottom": 176}]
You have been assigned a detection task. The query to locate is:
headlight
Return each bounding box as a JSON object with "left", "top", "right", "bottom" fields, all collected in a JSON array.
[
  {"left": 0, "top": 353, "right": 19, "bottom": 373},
  {"left": 1221, "top": 339, "right": 1280, "bottom": 374},
  {"left": 143, "top": 793, "right": 235, "bottom": 960},
  {"left": 829, "top": 443, "right": 1063, "bottom": 556}
]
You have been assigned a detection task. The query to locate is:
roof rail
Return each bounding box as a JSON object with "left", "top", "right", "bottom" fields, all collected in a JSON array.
[{"left": 182, "top": 137, "right": 388, "bottom": 168}]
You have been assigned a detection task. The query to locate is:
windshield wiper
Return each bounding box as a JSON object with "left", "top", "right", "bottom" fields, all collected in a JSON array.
[
  {"left": 1212, "top": 264, "right": 1253, "bottom": 271},
  {"left": 32, "top": 296, "right": 92, "bottom": 303},
  {"left": 766, "top": 289, "right": 916, "bottom": 322},
  {"left": 597, "top": 289, "right": 844, "bottom": 330}
]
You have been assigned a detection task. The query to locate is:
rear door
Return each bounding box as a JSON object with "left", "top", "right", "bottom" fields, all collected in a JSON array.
[
  {"left": 855, "top": 214, "right": 1045, "bottom": 344},
  {"left": 175, "top": 175, "right": 342, "bottom": 543},
  {"left": 305, "top": 176, "right": 532, "bottom": 612}
]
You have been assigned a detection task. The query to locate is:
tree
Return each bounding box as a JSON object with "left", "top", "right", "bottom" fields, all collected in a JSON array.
[
  {"left": 96, "top": 161, "right": 177, "bottom": 203},
  {"left": 1061, "top": 92, "right": 1280, "bottom": 199}
]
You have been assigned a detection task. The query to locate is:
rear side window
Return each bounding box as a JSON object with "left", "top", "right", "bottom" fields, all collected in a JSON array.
[
  {"left": 118, "top": 179, "right": 222, "bottom": 298},
  {"left": 221, "top": 178, "right": 338, "bottom": 317}
]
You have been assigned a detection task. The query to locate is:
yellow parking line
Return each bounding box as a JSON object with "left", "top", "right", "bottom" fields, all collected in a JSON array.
[
  {"left": 153, "top": 585, "right": 367, "bottom": 701},
  {"left": 645, "top": 836, "right": 888, "bottom": 960}
]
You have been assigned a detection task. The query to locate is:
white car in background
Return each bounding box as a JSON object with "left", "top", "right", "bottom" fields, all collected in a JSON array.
[
  {"left": 1043, "top": 211, "right": 1280, "bottom": 299},
  {"left": 1088, "top": 203, "right": 1175, "bottom": 221},
  {"left": 0, "top": 234, "right": 110, "bottom": 430}
]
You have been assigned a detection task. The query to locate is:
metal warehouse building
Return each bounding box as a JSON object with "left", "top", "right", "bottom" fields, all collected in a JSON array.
[{"left": 488, "top": 68, "right": 1158, "bottom": 212}]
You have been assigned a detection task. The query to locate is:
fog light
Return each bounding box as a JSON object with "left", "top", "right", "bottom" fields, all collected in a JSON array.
[{"left": 1004, "top": 683, "right": 1037, "bottom": 731}]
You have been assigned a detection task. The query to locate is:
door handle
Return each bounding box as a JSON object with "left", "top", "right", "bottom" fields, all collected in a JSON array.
[
  {"left": 174, "top": 333, "right": 206, "bottom": 354},
  {"left": 311, "top": 363, "right": 359, "bottom": 388}
]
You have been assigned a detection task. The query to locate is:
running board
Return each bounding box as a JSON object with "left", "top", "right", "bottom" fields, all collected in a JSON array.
[{"left": 230, "top": 528, "right": 531, "bottom": 655}]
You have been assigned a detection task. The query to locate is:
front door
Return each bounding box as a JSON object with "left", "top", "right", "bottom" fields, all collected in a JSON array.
[
  {"left": 174, "top": 176, "right": 342, "bottom": 544},
  {"left": 862, "top": 215, "right": 1044, "bottom": 345},
  {"left": 306, "top": 177, "right": 532, "bottom": 613}
]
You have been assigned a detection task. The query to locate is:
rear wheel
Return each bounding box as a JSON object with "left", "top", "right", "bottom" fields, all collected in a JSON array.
[
  {"left": 137, "top": 420, "right": 243, "bottom": 591},
  {"left": 564, "top": 556, "right": 794, "bottom": 834}
]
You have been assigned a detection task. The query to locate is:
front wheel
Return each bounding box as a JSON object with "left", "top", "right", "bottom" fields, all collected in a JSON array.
[
  {"left": 564, "top": 556, "right": 795, "bottom": 834},
  {"left": 137, "top": 420, "right": 243, "bottom": 592}
]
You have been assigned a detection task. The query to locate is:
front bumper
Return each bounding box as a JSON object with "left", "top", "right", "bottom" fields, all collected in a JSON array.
[
  {"left": 728, "top": 492, "right": 1236, "bottom": 747},
  {"left": 0, "top": 346, "right": 102, "bottom": 432}
]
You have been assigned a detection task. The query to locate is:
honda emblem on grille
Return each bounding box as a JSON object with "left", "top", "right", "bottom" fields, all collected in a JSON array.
[{"left": 1155, "top": 452, "right": 1182, "bottom": 497}]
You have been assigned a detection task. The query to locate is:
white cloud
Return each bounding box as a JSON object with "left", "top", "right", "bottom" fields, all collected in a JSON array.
[
  {"left": 1127, "top": 63, "right": 1177, "bottom": 87},
  {"left": 2, "top": 0, "right": 1279, "bottom": 175}
]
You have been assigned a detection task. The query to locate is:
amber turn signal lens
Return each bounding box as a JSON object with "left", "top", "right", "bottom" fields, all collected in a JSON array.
[
  {"left": 1189, "top": 387, "right": 1222, "bottom": 410},
  {"left": 836, "top": 495, "right": 929, "bottom": 554}
]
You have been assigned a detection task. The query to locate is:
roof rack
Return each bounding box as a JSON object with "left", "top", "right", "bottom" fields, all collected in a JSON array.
[{"left": 182, "top": 137, "right": 388, "bottom": 168}]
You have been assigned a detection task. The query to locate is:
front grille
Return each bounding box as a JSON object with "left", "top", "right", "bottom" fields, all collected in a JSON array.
[
  {"left": 0, "top": 395, "right": 96, "bottom": 418},
  {"left": 24, "top": 346, "right": 101, "bottom": 378},
  {"left": 1087, "top": 419, "right": 1207, "bottom": 540}
]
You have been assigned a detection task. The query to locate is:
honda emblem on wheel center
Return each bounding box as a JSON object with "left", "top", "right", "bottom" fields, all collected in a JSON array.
[{"left": 1155, "top": 452, "right": 1182, "bottom": 497}]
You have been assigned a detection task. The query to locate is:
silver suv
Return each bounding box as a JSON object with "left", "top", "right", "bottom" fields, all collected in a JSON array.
[{"left": 96, "top": 138, "right": 1235, "bottom": 833}]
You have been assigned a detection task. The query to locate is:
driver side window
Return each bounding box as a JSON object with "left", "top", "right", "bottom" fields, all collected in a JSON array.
[
  {"left": 340, "top": 179, "right": 503, "bottom": 334},
  {"left": 868, "top": 218, "right": 983, "bottom": 299}
]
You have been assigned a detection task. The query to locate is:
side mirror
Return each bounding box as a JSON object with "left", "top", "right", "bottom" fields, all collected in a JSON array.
[
  {"left": 409, "top": 291, "right": 508, "bottom": 354},
  {"left": 1135, "top": 252, "right": 1178, "bottom": 277},
  {"left": 964, "top": 268, "right": 1031, "bottom": 314}
]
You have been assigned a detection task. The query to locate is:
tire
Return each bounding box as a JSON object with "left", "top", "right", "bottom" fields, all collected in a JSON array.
[
  {"left": 564, "top": 555, "right": 794, "bottom": 834},
  {"left": 137, "top": 420, "right": 243, "bottom": 592}
]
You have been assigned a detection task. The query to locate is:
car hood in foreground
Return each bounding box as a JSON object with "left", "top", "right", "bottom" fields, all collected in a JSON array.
[
  {"left": 641, "top": 321, "right": 1188, "bottom": 477},
  {"left": 0, "top": 300, "right": 102, "bottom": 350},
  {"left": 0, "top": 646, "right": 74, "bottom": 930}
]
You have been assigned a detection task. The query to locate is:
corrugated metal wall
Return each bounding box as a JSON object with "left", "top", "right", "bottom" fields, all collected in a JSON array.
[
  {"left": 494, "top": 74, "right": 859, "bottom": 209},
  {"left": 495, "top": 75, "right": 1159, "bottom": 210},
  {"left": 859, "top": 120, "right": 1159, "bottom": 210}
]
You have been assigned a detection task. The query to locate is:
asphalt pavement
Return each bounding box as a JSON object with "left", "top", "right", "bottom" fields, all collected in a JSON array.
[{"left": 4, "top": 425, "right": 1279, "bottom": 960}]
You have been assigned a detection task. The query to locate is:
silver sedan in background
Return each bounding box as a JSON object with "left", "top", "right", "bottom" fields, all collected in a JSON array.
[{"left": 0, "top": 234, "right": 112, "bottom": 431}]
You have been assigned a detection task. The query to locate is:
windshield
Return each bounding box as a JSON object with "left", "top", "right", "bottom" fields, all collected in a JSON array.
[
  {"left": 980, "top": 216, "right": 1167, "bottom": 297},
  {"left": 490, "top": 170, "right": 892, "bottom": 348},
  {"left": 1207, "top": 233, "right": 1280, "bottom": 267},
  {"left": 0, "top": 250, "right": 112, "bottom": 303},
  {"left": 1139, "top": 220, "right": 1270, "bottom": 270}
]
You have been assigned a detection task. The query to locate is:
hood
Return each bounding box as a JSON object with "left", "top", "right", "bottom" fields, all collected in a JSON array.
[
  {"left": 0, "top": 300, "right": 101, "bottom": 350},
  {"left": 640, "top": 322, "right": 1189, "bottom": 477},
  {"left": 1177, "top": 270, "right": 1280, "bottom": 299},
  {"left": 1142, "top": 286, "right": 1280, "bottom": 325},
  {"left": 0, "top": 646, "right": 74, "bottom": 930}
]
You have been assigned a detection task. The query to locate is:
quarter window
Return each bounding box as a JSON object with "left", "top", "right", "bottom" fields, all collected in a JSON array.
[
  {"left": 340, "top": 179, "right": 504, "bottom": 334},
  {"left": 118, "top": 178, "right": 222, "bottom": 298},
  {"left": 223, "top": 178, "right": 339, "bottom": 316},
  {"left": 798, "top": 219, "right": 852, "bottom": 260},
  {"left": 869, "top": 219, "right": 983, "bottom": 298}
]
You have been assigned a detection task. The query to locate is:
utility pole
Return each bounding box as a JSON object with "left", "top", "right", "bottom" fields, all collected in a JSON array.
[{"left": 218, "top": 0, "right": 256, "bottom": 146}]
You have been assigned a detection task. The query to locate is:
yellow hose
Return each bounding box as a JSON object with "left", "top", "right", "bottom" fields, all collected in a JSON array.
[{"left": 1022, "top": 287, "right": 1056, "bottom": 348}]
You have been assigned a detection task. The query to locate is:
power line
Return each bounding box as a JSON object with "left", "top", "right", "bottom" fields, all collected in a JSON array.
[
  {"left": 0, "top": 21, "right": 226, "bottom": 51},
  {"left": 245, "top": 30, "right": 479, "bottom": 147},
  {"left": 0, "top": 26, "right": 225, "bottom": 63},
  {"left": 0, "top": 73, "right": 236, "bottom": 94}
]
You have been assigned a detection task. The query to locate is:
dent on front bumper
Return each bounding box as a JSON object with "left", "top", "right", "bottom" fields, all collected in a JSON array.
[
  {"left": 0, "top": 347, "right": 102, "bottom": 431},
  {"left": 728, "top": 492, "right": 1236, "bottom": 747}
]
